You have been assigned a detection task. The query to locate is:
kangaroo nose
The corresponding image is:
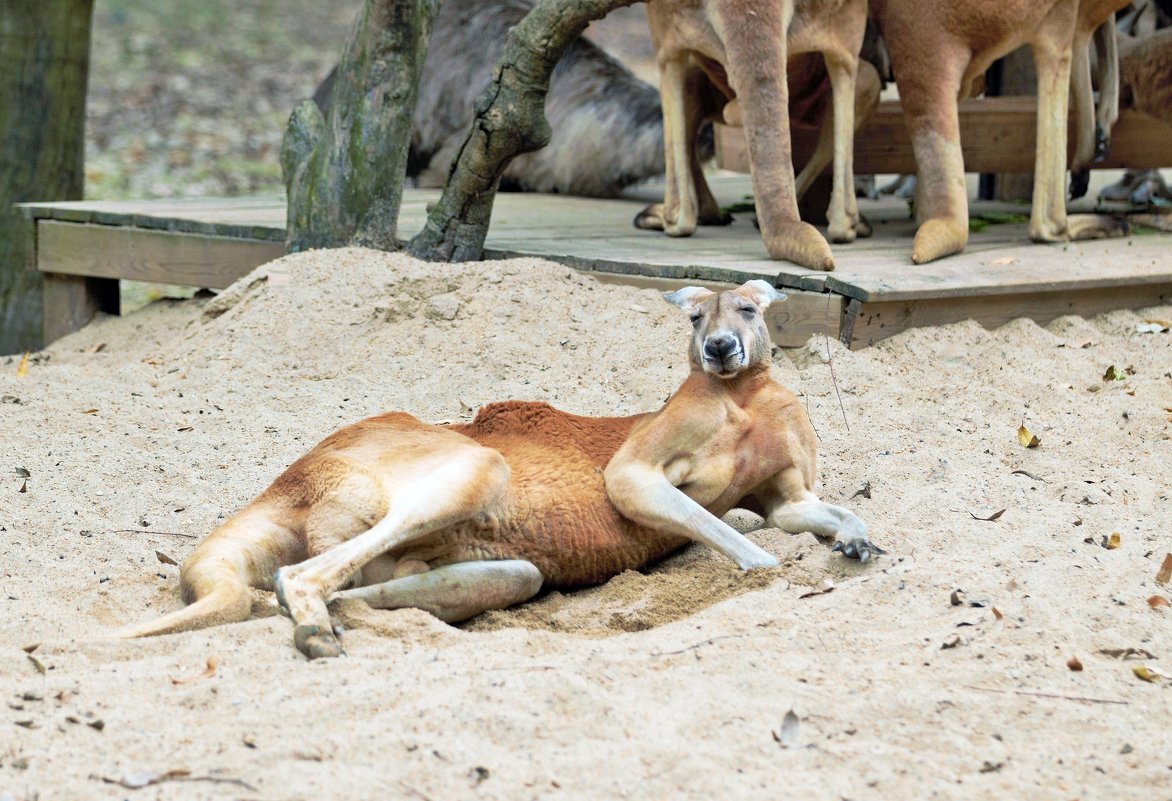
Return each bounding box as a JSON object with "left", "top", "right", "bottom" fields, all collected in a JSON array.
[{"left": 704, "top": 333, "right": 737, "bottom": 360}]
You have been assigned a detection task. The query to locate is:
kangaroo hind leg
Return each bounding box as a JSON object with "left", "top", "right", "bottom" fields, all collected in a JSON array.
[
  {"left": 275, "top": 443, "right": 510, "bottom": 659},
  {"left": 333, "top": 560, "right": 543, "bottom": 623}
]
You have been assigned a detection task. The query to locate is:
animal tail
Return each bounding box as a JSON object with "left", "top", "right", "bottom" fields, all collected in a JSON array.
[{"left": 112, "top": 504, "right": 305, "bottom": 639}]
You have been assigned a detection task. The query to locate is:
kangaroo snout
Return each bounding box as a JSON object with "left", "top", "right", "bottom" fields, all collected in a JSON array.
[{"left": 704, "top": 333, "right": 739, "bottom": 360}]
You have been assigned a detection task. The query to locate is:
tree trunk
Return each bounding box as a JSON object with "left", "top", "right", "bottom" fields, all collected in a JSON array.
[
  {"left": 407, "top": 0, "right": 638, "bottom": 262},
  {"left": 282, "top": 0, "right": 440, "bottom": 252},
  {"left": 0, "top": 1, "right": 94, "bottom": 355}
]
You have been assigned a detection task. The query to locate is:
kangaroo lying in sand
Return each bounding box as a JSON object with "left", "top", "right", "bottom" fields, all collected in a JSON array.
[
  {"left": 117, "top": 281, "right": 880, "bottom": 659},
  {"left": 642, "top": 0, "right": 871, "bottom": 270}
]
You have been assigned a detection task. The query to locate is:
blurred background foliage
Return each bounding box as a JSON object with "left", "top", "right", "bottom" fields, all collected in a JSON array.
[{"left": 85, "top": 0, "right": 360, "bottom": 200}]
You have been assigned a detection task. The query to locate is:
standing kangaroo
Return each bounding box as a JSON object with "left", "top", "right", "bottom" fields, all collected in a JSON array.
[{"left": 114, "top": 281, "right": 881, "bottom": 659}]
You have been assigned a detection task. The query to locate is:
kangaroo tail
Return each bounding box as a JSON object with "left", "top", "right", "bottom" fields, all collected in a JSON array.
[{"left": 112, "top": 504, "right": 305, "bottom": 639}]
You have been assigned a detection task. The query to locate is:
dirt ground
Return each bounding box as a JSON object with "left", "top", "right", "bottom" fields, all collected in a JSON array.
[{"left": 1, "top": 249, "right": 1169, "bottom": 800}]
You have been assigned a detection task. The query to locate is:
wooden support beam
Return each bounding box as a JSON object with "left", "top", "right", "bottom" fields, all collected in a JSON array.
[
  {"left": 842, "top": 283, "right": 1172, "bottom": 348},
  {"left": 37, "top": 220, "right": 285, "bottom": 290},
  {"left": 716, "top": 98, "right": 1172, "bottom": 176}
]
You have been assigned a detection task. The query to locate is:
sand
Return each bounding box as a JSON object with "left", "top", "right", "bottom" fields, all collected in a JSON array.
[{"left": 1, "top": 248, "right": 1169, "bottom": 800}]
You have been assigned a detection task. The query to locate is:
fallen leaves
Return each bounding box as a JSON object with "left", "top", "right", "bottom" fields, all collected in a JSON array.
[
  {"left": 1104, "top": 532, "right": 1121, "bottom": 550},
  {"left": 15, "top": 352, "right": 29, "bottom": 378},
  {"left": 1066, "top": 655, "right": 1083, "bottom": 672},
  {"left": 798, "top": 579, "right": 835, "bottom": 599},
  {"left": 1147, "top": 595, "right": 1170, "bottom": 610},
  {"left": 1097, "top": 648, "right": 1155, "bottom": 660},
  {"left": 1157, "top": 554, "right": 1172, "bottom": 585},
  {"left": 772, "top": 709, "right": 801, "bottom": 748},
  {"left": 1017, "top": 423, "right": 1040, "bottom": 448},
  {"left": 969, "top": 509, "right": 1006, "bottom": 522},
  {"left": 1131, "top": 665, "right": 1171, "bottom": 683},
  {"left": 94, "top": 769, "right": 255, "bottom": 791},
  {"left": 155, "top": 550, "right": 179, "bottom": 566},
  {"left": 1135, "top": 318, "right": 1170, "bottom": 334},
  {"left": 169, "top": 656, "right": 218, "bottom": 685}
]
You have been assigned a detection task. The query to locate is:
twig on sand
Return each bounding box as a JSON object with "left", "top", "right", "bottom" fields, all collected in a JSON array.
[
  {"left": 965, "top": 685, "right": 1128, "bottom": 706},
  {"left": 651, "top": 634, "right": 747, "bottom": 657},
  {"left": 109, "top": 529, "right": 197, "bottom": 539}
]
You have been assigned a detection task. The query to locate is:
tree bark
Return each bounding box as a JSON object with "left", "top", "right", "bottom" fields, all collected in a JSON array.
[
  {"left": 407, "top": 0, "right": 638, "bottom": 262},
  {"left": 282, "top": 0, "right": 440, "bottom": 252},
  {"left": 0, "top": 1, "right": 94, "bottom": 355}
]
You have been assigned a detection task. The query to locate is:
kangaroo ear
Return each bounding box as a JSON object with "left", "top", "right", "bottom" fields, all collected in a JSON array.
[
  {"left": 662, "top": 286, "right": 715, "bottom": 313},
  {"left": 740, "top": 279, "right": 788, "bottom": 309}
]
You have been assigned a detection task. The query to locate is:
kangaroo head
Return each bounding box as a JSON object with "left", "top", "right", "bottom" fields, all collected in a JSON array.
[{"left": 663, "top": 280, "right": 787, "bottom": 378}]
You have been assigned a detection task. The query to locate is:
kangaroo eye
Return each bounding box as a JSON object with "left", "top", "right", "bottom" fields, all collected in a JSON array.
[
  {"left": 690, "top": 313, "right": 703, "bottom": 326},
  {"left": 738, "top": 305, "right": 757, "bottom": 315}
]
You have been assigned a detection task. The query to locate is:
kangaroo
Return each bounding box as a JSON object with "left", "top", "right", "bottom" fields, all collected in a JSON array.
[
  {"left": 641, "top": 0, "right": 871, "bottom": 271},
  {"left": 114, "top": 281, "right": 881, "bottom": 659},
  {"left": 870, "top": 0, "right": 1130, "bottom": 264}
]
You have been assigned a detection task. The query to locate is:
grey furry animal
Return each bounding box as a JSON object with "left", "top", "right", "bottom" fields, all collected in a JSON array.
[{"left": 315, "top": 0, "right": 713, "bottom": 197}]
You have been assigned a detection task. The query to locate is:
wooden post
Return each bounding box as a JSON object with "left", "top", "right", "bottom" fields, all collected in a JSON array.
[{"left": 0, "top": 0, "right": 97, "bottom": 355}]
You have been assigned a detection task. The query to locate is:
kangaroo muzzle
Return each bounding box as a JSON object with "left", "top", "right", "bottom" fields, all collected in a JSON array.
[{"left": 702, "top": 331, "right": 745, "bottom": 375}]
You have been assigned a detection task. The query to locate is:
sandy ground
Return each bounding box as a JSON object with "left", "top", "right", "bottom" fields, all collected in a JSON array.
[{"left": 1, "top": 249, "right": 1170, "bottom": 801}]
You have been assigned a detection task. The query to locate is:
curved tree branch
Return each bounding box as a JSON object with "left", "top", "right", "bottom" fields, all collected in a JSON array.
[{"left": 407, "top": 0, "right": 638, "bottom": 262}]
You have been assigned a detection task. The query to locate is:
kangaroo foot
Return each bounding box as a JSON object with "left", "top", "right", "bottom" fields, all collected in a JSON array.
[
  {"left": 911, "top": 217, "right": 968, "bottom": 264},
  {"left": 760, "top": 220, "right": 835, "bottom": 271},
  {"left": 1066, "top": 213, "right": 1129, "bottom": 240},
  {"left": 635, "top": 203, "right": 732, "bottom": 231},
  {"left": 275, "top": 566, "right": 340, "bottom": 660}
]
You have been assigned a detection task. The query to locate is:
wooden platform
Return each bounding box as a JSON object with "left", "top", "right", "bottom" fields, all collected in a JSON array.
[{"left": 17, "top": 173, "right": 1172, "bottom": 349}]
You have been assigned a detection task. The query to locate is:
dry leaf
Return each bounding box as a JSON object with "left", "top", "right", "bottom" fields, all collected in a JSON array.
[
  {"left": 27, "top": 654, "right": 45, "bottom": 675},
  {"left": 19, "top": 479, "right": 27, "bottom": 493},
  {"left": 1132, "top": 665, "right": 1170, "bottom": 683},
  {"left": 81, "top": 408, "right": 98, "bottom": 415},
  {"left": 1143, "top": 317, "right": 1172, "bottom": 328},
  {"left": 1147, "top": 595, "right": 1170, "bottom": 610},
  {"left": 177, "top": 426, "right": 193, "bottom": 432},
  {"left": 87, "top": 342, "right": 108, "bottom": 354},
  {"left": 941, "top": 634, "right": 963, "bottom": 649},
  {"left": 1067, "top": 655, "right": 1084, "bottom": 671},
  {"left": 773, "top": 709, "right": 800, "bottom": 748},
  {"left": 798, "top": 579, "right": 835, "bottom": 599},
  {"left": 1103, "top": 365, "right": 1122, "bottom": 381},
  {"left": 969, "top": 509, "right": 1006, "bottom": 522},
  {"left": 170, "top": 655, "right": 218, "bottom": 685},
  {"left": 1098, "top": 648, "right": 1155, "bottom": 660},
  {"left": 15, "top": 352, "right": 29, "bottom": 378},
  {"left": 1156, "top": 554, "right": 1172, "bottom": 585},
  {"left": 99, "top": 769, "right": 191, "bottom": 789},
  {"left": 991, "top": 607, "right": 1004, "bottom": 621},
  {"left": 1104, "top": 532, "right": 1121, "bottom": 550},
  {"left": 155, "top": 551, "right": 178, "bottom": 566},
  {"left": 1017, "top": 424, "right": 1040, "bottom": 448},
  {"left": 15, "top": 467, "right": 30, "bottom": 478},
  {"left": 950, "top": 589, "right": 965, "bottom": 606}
]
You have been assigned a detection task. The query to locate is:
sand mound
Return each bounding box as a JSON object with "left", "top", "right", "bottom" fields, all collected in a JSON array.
[{"left": 1, "top": 248, "right": 1169, "bottom": 800}]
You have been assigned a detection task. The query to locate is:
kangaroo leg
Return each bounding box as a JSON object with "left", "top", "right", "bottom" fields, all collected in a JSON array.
[
  {"left": 717, "top": 2, "right": 834, "bottom": 269},
  {"left": 766, "top": 493, "right": 884, "bottom": 562},
  {"left": 823, "top": 46, "right": 861, "bottom": 243},
  {"left": 635, "top": 66, "right": 730, "bottom": 230},
  {"left": 658, "top": 54, "right": 698, "bottom": 237},
  {"left": 274, "top": 446, "right": 510, "bottom": 659},
  {"left": 1093, "top": 16, "right": 1118, "bottom": 160},
  {"left": 1069, "top": 29, "right": 1095, "bottom": 199},
  {"left": 893, "top": 39, "right": 968, "bottom": 264},
  {"left": 332, "top": 560, "right": 543, "bottom": 623}
]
